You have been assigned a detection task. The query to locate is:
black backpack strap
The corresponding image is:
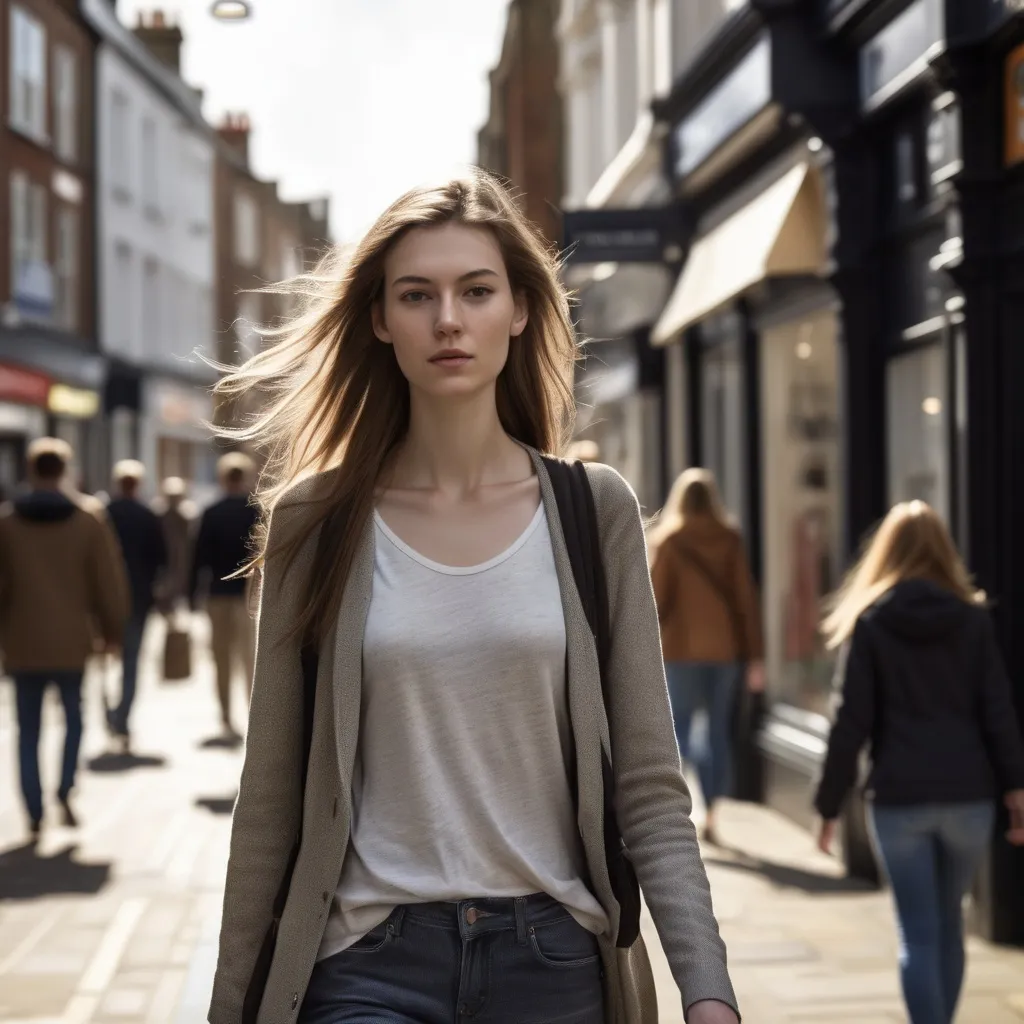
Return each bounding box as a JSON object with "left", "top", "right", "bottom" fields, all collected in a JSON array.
[{"left": 539, "top": 455, "right": 641, "bottom": 949}]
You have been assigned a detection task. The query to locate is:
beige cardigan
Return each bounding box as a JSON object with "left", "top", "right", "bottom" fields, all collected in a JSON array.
[{"left": 208, "top": 451, "right": 737, "bottom": 1024}]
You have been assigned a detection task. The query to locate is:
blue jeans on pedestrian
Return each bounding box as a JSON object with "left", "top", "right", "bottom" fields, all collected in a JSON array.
[
  {"left": 664, "top": 661, "right": 740, "bottom": 808},
  {"left": 111, "top": 605, "right": 150, "bottom": 735},
  {"left": 868, "top": 801, "right": 995, "bottom": 1024},
  {"left": 300, "top": 893, "right": 604, "bottom": 1023},
  {"left": 13, "top": 671, "right": 85, "bottom": 823}
]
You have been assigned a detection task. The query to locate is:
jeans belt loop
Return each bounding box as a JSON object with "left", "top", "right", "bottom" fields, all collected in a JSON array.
[{"left": 514, "top": 896, "right": 528, "bottom": 944}]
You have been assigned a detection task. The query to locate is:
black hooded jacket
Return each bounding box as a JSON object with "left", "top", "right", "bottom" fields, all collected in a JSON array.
[{"left": 814, "top": 579, "right": 1024, "bottom": 820}]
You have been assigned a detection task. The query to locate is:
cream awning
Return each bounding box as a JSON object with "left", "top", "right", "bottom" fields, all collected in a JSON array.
[{"left": 652, "top": 162, "right": 826, "bottom": 346}]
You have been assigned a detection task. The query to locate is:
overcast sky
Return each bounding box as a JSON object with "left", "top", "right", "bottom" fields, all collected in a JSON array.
[{"left": 117, "top": 0, "right": 511, "bottom": 242}]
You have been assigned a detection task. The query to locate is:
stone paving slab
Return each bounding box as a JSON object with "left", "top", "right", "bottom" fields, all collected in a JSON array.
[{"left": 3, "top": 615, "right": 1024, "bottom": 1022}]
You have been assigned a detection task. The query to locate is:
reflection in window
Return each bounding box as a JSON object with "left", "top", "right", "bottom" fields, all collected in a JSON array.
[
  {"left": 760, "top": 311, "right": 841, "bottom": 717},
  {"left": 860, "top": 0, "right": 943, "bottom": 108},
  {"left": 887, "top": 343, "right": 949, "bottom": 521}
]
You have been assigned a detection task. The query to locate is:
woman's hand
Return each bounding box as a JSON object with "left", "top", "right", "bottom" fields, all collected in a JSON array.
[
  {"left": 1006, "top": 790, "right": 1024, "bottom": 845},
  {"left": 688, "top": 1000, "right": 740, "bottom": 1024},
  {"left": 817, "top": 818, "right": 837, "bottom": 855},
  {"left": 745, "top": 661, "right": 766, "bottom": 693}
]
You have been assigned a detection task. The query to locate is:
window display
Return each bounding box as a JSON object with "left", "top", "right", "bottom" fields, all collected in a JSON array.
[
  {"left": 887, "top": 342, "right": 949, "bottom": 520},
  {"left": 760, "top": 309, "right": 842, "bottom": 718}
]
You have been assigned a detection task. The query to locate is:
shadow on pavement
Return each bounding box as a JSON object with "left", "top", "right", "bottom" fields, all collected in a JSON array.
[
  {"left": 87, "top": 751, "right": 168, "bottom": 773},
  {"left": 702, "top": 851, "right": 875, "bottom": 895},
  {"left": 195, "top": 794, "right": 237, "bottom": 816},
  {"left": 198, "top": 734, "right": 244, "bottom": 751},
  {"left": 0, "top": 842, "right": 111, "bottom": 899}
]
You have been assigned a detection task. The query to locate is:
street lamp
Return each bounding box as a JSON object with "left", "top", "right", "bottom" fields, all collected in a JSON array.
[{"left": 210, "top": 0, "right": 252, "bottom": 20}]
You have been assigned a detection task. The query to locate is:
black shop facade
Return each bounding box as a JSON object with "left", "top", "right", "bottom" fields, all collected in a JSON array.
[{"left": 650, "top": 0, "right": 1024, "bottom": 944}]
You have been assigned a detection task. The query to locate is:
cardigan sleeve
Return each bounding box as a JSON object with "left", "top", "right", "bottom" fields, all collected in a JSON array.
[
  {"left": 587, "top": 463, "right": 738, "bottom": 1020},
  {"left": 207, "top": 494, "right": 314, "bottom": 1024}
]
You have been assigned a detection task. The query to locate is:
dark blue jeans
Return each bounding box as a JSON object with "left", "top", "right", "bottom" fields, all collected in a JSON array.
[
  {"left": 300, "top": 894, "right": 604, "bottom": 1023},
  {"left": 665, "top": 661, "right": 740, "bottom": 807},
  {"left": 111, "top": 605, "right": 150, "bottom": 735},
  {"left": 869, "top": 801, "right": 995, "bottom": 1024},
  {"left": 13, "top": 671, "right": 85, "bottom": 823}
]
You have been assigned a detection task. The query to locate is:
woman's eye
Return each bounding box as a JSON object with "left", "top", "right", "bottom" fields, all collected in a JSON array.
[
  {"left": 466, "top": 286, "right": 493, "bottom": 298},
  {"left": 401, "top": 291, "right": 429, "bottom": 302}
]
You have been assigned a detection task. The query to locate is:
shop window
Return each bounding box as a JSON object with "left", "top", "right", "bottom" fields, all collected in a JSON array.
[
  {"left": 895, "top": 131, "right": 918, "bottom": 206},
  {"left": 760, "top": 310, "right": 842, "bottom": 717},
  {"left": 699, "top": 318, "right": 746, "bottom": 530},
  {"left": 926, "top": 98, "right": 961, "bottom": 187},
  {"left": 887, "top": 342, "right": 949, "bottom": 521}
]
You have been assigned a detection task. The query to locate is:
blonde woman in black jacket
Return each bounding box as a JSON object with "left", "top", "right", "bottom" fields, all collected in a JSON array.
[{"left": 815, "top": 501, "right": 1024, "bottom": 1024}]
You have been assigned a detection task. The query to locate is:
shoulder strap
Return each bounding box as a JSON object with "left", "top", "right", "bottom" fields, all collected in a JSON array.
[{"left": 539, "top": 456, "right": 610, "bottom": 695}]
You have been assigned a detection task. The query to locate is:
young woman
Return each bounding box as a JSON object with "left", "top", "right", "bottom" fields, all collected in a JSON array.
[
  {"left": 649, "top": 469, "right": 764, "bottom": 845},
  {"left": 207, "top": 173, "right": 738, "bottom": 1024},
  {"left": 814, "top": 501, "right": 1024, "bottom": 1024}
]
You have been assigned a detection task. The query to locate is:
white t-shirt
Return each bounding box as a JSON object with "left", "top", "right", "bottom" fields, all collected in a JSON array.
[{"left": 317, "top": 503, "right": 608, "bottom": 960}]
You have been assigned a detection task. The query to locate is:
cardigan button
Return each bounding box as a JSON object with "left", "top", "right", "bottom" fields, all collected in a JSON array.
[{"left": 291, "top": 992, "right": 298, "bottom": 1009}]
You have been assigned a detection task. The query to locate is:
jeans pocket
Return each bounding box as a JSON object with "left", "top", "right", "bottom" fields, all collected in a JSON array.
[
  {"left": 528, "top": 916, "right": 601, "bottom": 970},
  {"left": 345, "top": 919, "right": 395, "bottom": 955}
]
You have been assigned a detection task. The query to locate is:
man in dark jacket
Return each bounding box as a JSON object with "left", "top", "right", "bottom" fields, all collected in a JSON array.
[
  {"left": 190, "top": 452, "right": 259, "bottom": 736},
  {"left": 105, "top": 460, "right": 168, "bottom": 748},
  {"left": 0, "top": 439, "right": 128, "bottom": 837}
]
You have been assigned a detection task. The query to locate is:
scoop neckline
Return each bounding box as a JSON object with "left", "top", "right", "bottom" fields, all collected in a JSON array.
[{"left": 373, "top": 502, "right": 546, "bottom": 576}]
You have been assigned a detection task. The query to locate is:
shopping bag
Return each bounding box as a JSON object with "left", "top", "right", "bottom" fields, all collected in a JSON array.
[{"left": 163, "top": 617, "right": 192, "bottom": 682}]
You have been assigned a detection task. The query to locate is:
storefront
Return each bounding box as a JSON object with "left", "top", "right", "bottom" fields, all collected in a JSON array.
[
  {"left": 0, "top": 363, "right": 51, "bottom": 499},
  {"left": 650, "top": 0, "right": 1024, "bottom": 939},
  {"left": 141, "top": 376, "right": 218, "bottom": 506}
]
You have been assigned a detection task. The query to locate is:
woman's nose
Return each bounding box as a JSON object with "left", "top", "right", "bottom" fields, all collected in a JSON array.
[{"left": 435, "top": 294, "right": 462, "bottom": 335}]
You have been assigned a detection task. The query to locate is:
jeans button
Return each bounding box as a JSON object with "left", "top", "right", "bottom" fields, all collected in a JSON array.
[{"left": 465, "top": 907, "right": 479, "bottom": 925}]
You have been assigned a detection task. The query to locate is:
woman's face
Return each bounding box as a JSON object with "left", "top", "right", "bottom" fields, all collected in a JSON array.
[{"left": 372, "top": 222, "right": 528, "bottom": 402}]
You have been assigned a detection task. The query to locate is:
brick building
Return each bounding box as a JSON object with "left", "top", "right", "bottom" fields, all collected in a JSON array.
[
  {"left": 477, "top": 0, "right": 562, "bottom": 244},
  {"left": 214, "top": 112, "right": 330, "bottom": 431},
  {"left": 0, "top": 0, "right": 103, "bottom": 493}
]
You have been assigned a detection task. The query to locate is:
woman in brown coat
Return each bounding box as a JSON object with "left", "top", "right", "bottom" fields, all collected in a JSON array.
[{"left": 650, "top": 469, "right": 764, "bottom": 843}]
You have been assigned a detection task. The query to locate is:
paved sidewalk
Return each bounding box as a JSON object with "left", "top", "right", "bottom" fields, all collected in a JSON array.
[{"left": 2, "top": 618, "right": 1024, "bottom": 1023}]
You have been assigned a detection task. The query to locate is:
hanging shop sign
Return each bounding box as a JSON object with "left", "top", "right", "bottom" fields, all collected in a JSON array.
[
  {"left": 48, "top": 383, "right": 101, "bottom": 419},
  {"left": 1005, "top": 42, "right": 1024, "bottom": 167},
  {"left": 0, "top": 363, "right": 52, "bottom": 406},
  {"left": 562, "top": 207, "right": 685, "bottom": 265}
]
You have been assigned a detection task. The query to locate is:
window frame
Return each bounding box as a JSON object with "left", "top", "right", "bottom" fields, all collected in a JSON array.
[{"left": 9, "top": 4, "right": 48, "bottom": 143}]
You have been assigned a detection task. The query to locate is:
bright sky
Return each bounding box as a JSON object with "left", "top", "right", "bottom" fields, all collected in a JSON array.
[{"left": 116, "top": 0, "right": 511, "bottom": 242}]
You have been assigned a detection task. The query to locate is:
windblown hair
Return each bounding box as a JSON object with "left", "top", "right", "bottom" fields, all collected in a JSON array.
[
  {"left": 215, "top": 170, "right": 578, "bottom": 644},
  {"left": 647, "top": 467, "right": 730, "bottom": 554},
  {"left": 822, "top": 500, "right": 983, "bottom": 648}
]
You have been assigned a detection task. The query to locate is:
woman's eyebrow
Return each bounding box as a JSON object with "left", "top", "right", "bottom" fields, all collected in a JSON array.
[{"left": 391, "top": 269, "right": 500, "bottom": 287}]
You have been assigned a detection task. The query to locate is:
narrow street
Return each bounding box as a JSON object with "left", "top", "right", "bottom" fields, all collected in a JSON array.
[{"left": 1, "top": 616, "right": 1023, "bottom": 1023}]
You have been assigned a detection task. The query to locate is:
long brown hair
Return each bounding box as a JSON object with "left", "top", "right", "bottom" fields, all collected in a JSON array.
[
  {"left": 822, "top": 500, "right": 983, "bottom": 648},
  {"left": 647, "top": 467, "right": 730, "bottom": 554},
  {"left": 215, "top": 171, "right": 578, "bottom": 645}
]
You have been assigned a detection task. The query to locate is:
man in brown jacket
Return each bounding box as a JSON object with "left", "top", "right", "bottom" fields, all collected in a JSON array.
[{"left": 0, "top": 439, "right": 129, "bottom": 838}]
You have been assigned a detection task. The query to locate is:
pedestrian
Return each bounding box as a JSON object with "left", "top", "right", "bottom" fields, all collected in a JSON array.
[
  {"left": 152, "top": 476, "right": 197, "bottom": 614},
  {"left": 0, "top": 438, "right": 129, "bottom": 838},
  {"left": 189, "top": 452, "right": 259, "bottom": 738},
  {"left": 105, "top": 459, "right": 168, "bottom": 750},
  {"left": 207, "top": 174, "right": 738, "bottom": 1024},
  {"left": 649, "top": 468, "right": 765, "bottom": 845},
  {"left": 814, "top": 500, "right": 1024, "bottom": 1024}
]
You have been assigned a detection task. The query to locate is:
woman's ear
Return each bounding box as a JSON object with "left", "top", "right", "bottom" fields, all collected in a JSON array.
[
  {"left": 372, "top": 301, "right": 393, "bottom": 344},
  {"left": 510, "top": 291, "right": 529, "bottom": 338}
]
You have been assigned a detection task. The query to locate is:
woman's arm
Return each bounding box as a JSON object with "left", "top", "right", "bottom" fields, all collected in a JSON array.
[
  {"left": 207, "top": 498, "right": 313, "bottom": 1023},
  {"left": 587, "top": 464, "right": 739, "bottom": 1022},
  {"left": 975, "top": 610, "right": 1024, "bottom": 793},
  {"left": 731, "top": 534, "right": 764, "bottom": 663},
  {"left": 813, "top": 622, "right": 876, "bottom": 822},
  {"left": 650, "top": 540, "right": 678, "bottom": 625}
]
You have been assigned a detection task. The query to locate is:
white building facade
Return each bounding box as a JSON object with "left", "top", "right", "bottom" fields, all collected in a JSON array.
[
  {"left": 559, "top": 0, "right": 745, "bottom": 510},
  {"left": 83, "top": 0, "right": 217, "bottom": 503}
]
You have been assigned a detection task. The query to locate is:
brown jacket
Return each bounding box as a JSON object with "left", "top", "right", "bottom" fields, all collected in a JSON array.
[
  {"left": 0, "top": 490, "right": 130, "bottom": 672},
  {"left": 651, "top": 517, "right": 763, "bottom": 664}
]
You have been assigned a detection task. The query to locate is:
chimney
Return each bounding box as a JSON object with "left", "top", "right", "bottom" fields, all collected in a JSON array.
[
  {"left": 134, "top": 10, "right": 184, "bottom": 74},
  {"left": 219, "top": 112, "right": 252, "bottom": 165}
]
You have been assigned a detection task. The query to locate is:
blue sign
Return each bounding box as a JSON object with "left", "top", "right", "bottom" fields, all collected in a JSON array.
[{"left": 14, "top": 261, "right": 54, "bottom": 320}]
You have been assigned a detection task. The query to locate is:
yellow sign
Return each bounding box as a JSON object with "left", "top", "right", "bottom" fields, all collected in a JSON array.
[
  {"left": 48, "top": 383, "right": 100, "bottom": 419},
  {"left": 1005, "top": 42, "right": 1024, "bottom": 166}
]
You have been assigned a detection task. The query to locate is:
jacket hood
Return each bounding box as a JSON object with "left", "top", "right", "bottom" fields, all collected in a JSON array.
[
  {"left": 13, "top": 489, "right": 80, "bottom": 523},
  {"left": 868, "top": 578, "right": 974, "bottom": 642}
]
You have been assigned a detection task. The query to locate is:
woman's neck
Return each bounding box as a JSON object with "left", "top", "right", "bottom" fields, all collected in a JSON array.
[{"left": 390, "top": 392, "right": 530, "bottom": 498}]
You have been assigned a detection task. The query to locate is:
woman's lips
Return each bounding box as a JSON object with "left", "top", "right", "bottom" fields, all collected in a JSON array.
[{"left": 430, "top": 354, "right": 472, "bottom": 368}]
